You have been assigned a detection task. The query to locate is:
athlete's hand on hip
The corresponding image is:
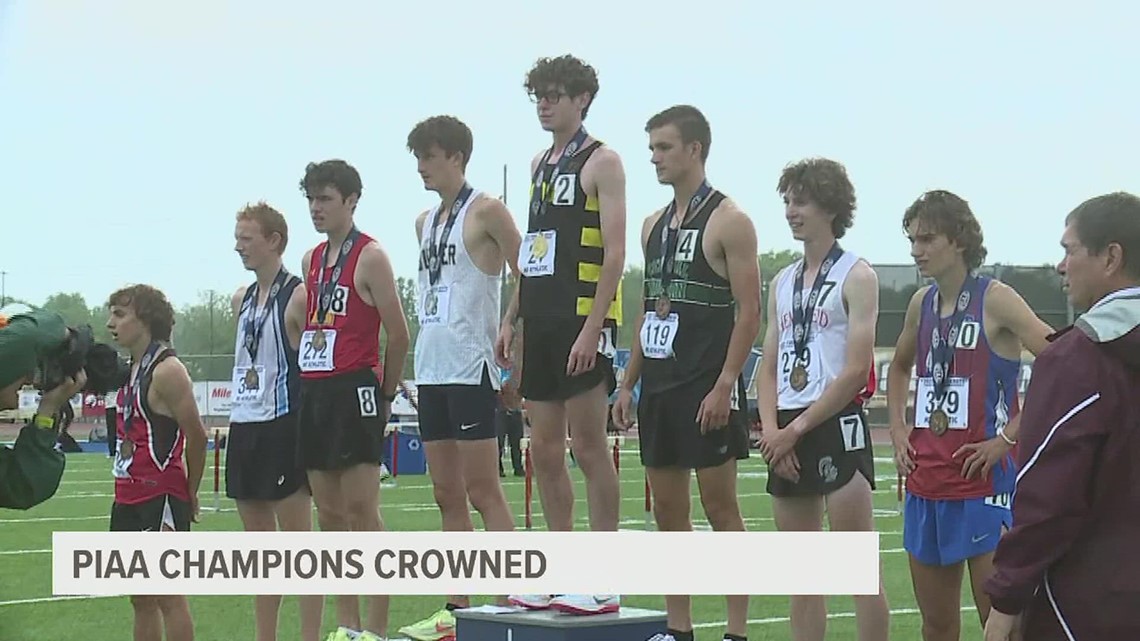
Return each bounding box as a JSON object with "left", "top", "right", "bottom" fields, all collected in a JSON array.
[
  {"left": 189, "top": 493, "right": 200, "bottom": 523},
  {"left": 566, "top": 326, "right": 599, "bottom": 377},
  {"left": 983, "top": 609, "right": 1022, "bottom": 641},
  {"left": 891, "top": 425, "right": 917, "bottom": 476},
  {"left": 696, "top": 382, "right": 732, "bottom": 433},
  {"left": 953, "top": 436, "right": 1011, "bottom": 480},
  {"left": 612, "top": 389, "right": 635, "bottom": 431},
  {"left": 494, "top": 324, "right": 515, "bottom": 370}
]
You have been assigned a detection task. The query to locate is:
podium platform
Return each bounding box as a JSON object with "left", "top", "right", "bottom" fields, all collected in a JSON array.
[{"left": 453, "top": 606, "right": 666, "bottom": 641}]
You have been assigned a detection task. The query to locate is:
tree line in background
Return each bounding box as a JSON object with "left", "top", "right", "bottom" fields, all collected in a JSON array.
[{"left": 6, "top": 251, "right": 1069, "bottom": 383}]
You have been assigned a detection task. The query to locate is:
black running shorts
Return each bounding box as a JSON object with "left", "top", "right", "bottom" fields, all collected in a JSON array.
[
  {"left": 519, "top": 317, "right": 616, "bottom": 402},
  {"left": 225, "top": 414, "right": 309, "bottom": 501},
  {"left": 297, "top": 368, "right": 388, "bottom": 471},
  {"left": 110, "top": 494, "right": 191, "bottom": 532},
  {"left": 417, "top": 366, "right": 499, "bottom": 442},
  {"left": 766, "top": 401, "right": 876, "bottom": 497},
  {"left": 638, "top": 374, "right": 750, "bottom": 470}
]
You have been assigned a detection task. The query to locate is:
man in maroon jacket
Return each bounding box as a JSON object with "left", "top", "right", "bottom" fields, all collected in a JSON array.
[{"left": 984, "top": 191, "right": 1140, "bottom": 641}]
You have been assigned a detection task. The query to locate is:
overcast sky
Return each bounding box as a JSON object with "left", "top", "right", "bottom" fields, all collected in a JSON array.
[{"left": 2, "top": 0, "right": 1136, "bottom": 309}]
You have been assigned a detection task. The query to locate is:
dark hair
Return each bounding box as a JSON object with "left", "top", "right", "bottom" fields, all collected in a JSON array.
[
  {"left": 524, "top": 55, "right": 599, "bottom": 119},
  {"left": 645, "top": 105, "right": 711, "bottom": 162},
  {"left": 298, "top": 160, "right": 363, "bottom": 202},
  {"left": 777, "top": 158, "right": 857, "bottom": 238},
  {"left": 406, "top": 115, "right": 473, "bottom": 169},
  {"left": 1066, "top": 191, "right": 1140, "bottom": 278},
  {"left": 902, "top": 190, "right": 987, "bottom": 271},
  {"left": 106, "top": 285, "right": 175, "bottom": 342}
]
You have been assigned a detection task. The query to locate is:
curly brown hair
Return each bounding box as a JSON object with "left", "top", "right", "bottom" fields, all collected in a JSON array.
[
  {"left": 106, "top": 285, "right": 175, "bottom": 342},
  {"left": 236, "top": 201, "right": 289, "bottom": 255},
  {"left": 524, "top": 55, "right": 599, "bottom": 119},
  {"left": 406, "top": 115, "right": 474, "bottom": 169},
  {"left": 903, "top": 190, "right": 987, "bottom": 271},
  {"left": 777, "top": 158, "right": 857, "bottom": 238}
]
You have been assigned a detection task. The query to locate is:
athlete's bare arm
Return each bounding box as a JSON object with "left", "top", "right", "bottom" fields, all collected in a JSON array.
[
  {"left": 495, "top": 154, "right": 546, "bottom": 368},
  {"left": 698, "top": 201, "right": 761, "bottom": 431},
  {"left": 986, "top": 281, "right": 1054, "bottom": 357},
  {"left": 230, "top": 287, "right": 245, "bottom": 319},
  {"left": 758, "top": 267, "right": 799, "bottom": 480},
  {"left": 475, "top": 197, "right": 523, "bottom": 277},
  {"left": 613, "top": 210, "right": 662, "bottom": 429},
  {"left": 414, "top": 210, "right": 429, "bottom": 245},
  {"left": 566, "top": 147, "right": 626, "bottom": 376},
  {"left": 283, "top": 283, "right": 307, "bottom": 351},
  {"left": 300, "top": 249, "right": 314, "bottom": 284},
  {"left": 887, "top": 286, "right": 929, "bottom": 476},
  {"left": 787, "top": 260, "right": 879, "bottom": 435},
  {"left": 358, "top": 243, "right": 410, "bottom": 401},
  {"left": 150, "top": 356, "right": 208, "bottom": 520}
]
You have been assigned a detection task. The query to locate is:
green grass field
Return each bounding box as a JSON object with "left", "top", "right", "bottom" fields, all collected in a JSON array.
[{"left": 0, "top": 443, "right": 983, "bottom": 641}]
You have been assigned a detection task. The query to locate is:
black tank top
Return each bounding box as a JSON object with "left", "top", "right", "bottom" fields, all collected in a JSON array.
[
  {"left": 518, "top": 141, "right": 620, "bottom": 333},
  {"left": 641, "top": 191, "right": 738, "bottom": 393}
]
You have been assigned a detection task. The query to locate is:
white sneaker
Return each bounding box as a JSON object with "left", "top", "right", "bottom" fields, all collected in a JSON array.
[
  {"left": 646, "top": 635, "right": 676, "bottom": 641},
  {"left": 508, "top": 594, "right": 555, "bottom": 610},
  {"left": 549, "top": 594, "right": 620, "bottom": 615},
  {"left": 379, "top": 463, "right": 392, "bottom": 482}
]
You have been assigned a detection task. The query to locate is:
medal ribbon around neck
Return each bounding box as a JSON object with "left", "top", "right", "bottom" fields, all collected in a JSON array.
[
  {"left": 121, "top": 340, "right": 164, "bottom": 429},
  {"left": 658, "top": 180, "right": 714, "bottom": 299},
  {"left": 244, "top": 267, "right": 289, "bottom": 363},
  {"left": 314, "top": 227, "right": 362, "bottom": 326},
  {"left": 929, "top": 275, "right": 977, "bottom": 406},
  {"left": 528, "top": 126, "right": 589, "bottom": 217},
  {"left": 427, "top": 183, "right": 474, "bottom": 286},
  {"left": 791, "top": 242, "right": 844, "bottom": 366}
]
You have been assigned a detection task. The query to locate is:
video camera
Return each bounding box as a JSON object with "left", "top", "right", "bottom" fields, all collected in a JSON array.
[{"left": 37, "top": 324, "right": 130, "bottom": 396}]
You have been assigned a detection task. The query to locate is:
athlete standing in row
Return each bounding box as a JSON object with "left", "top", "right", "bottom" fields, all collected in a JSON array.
[
  {"left": 399, "top": 115, "right": 522, "bottom": 641},
  {"left": 887, "top": 190, "right": 1052, "bottom": 641},
  {"left": 107, "top": 284, "right": 208, "bottom": 641},
  {"left": 292, "top": 160, "right": 410, "bottom": 641},
  {"left": 228, "top": 202, "right": 323, "bottom": 641},
  {"left": 758, "top": 158, "right": 890, "bottom": 641},
  {"left": 499, "top": 54, "right": 625, "bottom": 615},
  {"left": 614, "top": 105, "right": 758, "bottom": 641}
]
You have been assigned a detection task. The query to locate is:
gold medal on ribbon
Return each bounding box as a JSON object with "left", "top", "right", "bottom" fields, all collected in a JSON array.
[
  {"left": 244, "top": 368, "right": 259, "bottom": 391},
  {"left": 930, "top": 409, "right": 950, "bottom": 436},
  {"left": 790, "top": 364, "right": 809, "bottom": 392},
  {"left": 312, "top": 328, "right": 327, "bottom": 351},
  {"left": 655, "top": 294, "right": 671, "bottom": 319}
]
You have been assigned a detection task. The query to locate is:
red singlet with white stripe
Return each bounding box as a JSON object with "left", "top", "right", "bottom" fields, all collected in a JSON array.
[{"left": 113, "top": 349, "right": 189, "bottom": 504}]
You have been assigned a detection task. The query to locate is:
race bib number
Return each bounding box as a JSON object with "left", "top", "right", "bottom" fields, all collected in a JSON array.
[
  {"left": 639, "top": 312, "right": 679, "bottom": 360},
  {"left": 984, "top": 493, "right": 1012, "bottom": 509},
  {"left": 520, "top": 231, "right": 556, "bottom": 278},
  {"left": 298, "top": 329, "right": 337, "bottom": 372},
  {"left": 777, "top": 338, "right": 822, "bottom": 393},
  {"left": 839, "top": 413, "right": 867, "bottom": 452},
  {"left": 915, "top": 377, "right": 969, "bottom": 429},
  {"left": 111, "top": 440, "right": 133, "bottom": 479},
  {"left": 597, "top": 326, "right": 616, "bottom": 359},
  {"left": 232, "top": 366, "right": 267, "bottom": 406},
  {"left": 551, "top": 174, "right": 577, "bottom": 206},
  {"left": 419, "top": 285, "right": 451, "bottom": 327}
]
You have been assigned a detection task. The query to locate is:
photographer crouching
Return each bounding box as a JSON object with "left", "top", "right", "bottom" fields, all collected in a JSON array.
[{"left": 0, "top": 308, "right": 128, "bottom": 509}]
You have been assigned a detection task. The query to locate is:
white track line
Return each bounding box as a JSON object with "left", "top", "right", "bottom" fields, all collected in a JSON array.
[{"left": 692, "top": 604, "right": 976, "bottom": 629}]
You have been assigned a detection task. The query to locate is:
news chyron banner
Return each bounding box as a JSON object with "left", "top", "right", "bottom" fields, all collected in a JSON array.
[{"left": 53, "top": 531, "right": 879, "bottom": 596}]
